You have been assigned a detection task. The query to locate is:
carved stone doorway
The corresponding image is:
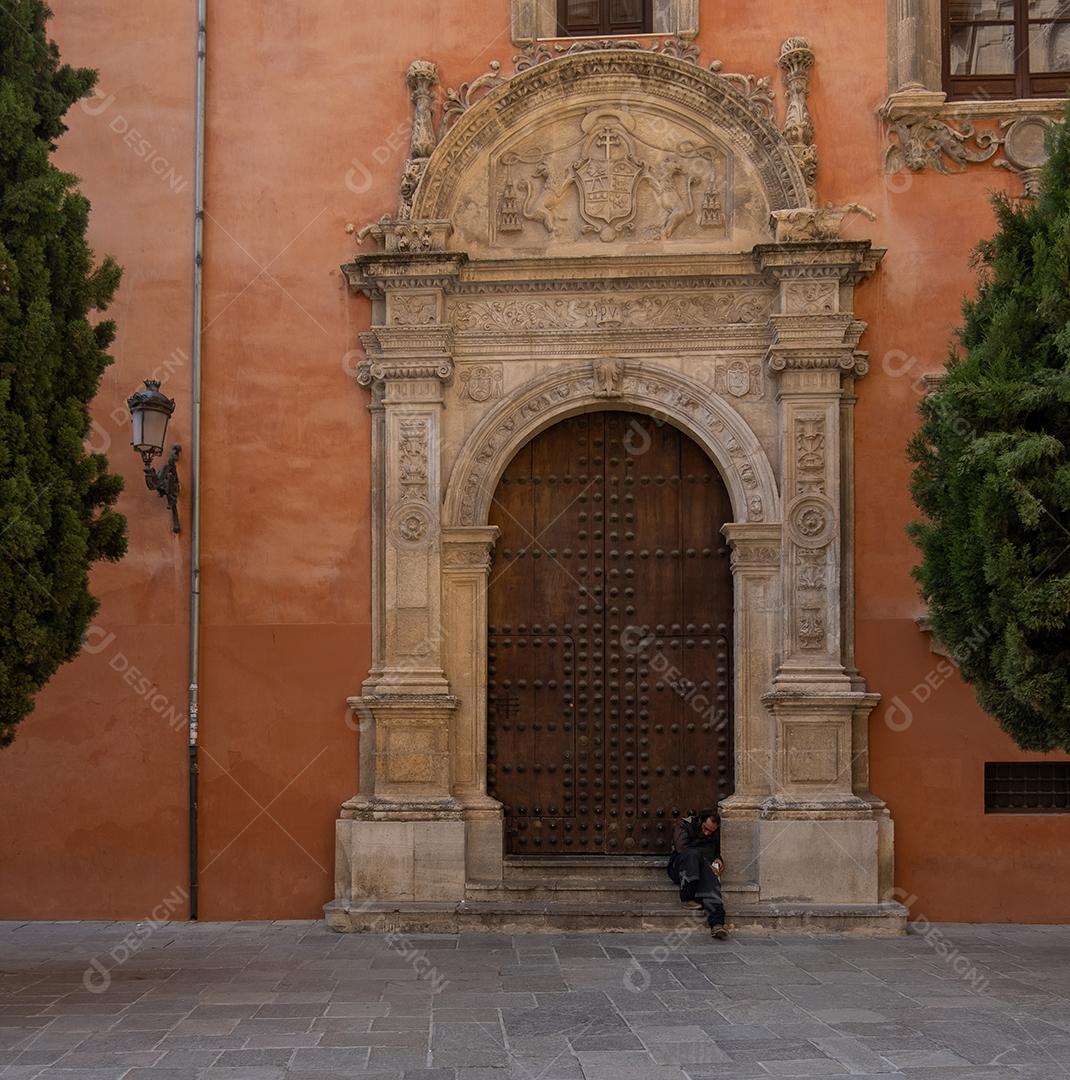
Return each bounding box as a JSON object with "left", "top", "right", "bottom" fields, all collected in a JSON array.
[
  {"left": 487, "top": 411, "right": 734, "bottom": 856},
  {"left": 330, "top": 38, "right": 907, "bottom": 932}
]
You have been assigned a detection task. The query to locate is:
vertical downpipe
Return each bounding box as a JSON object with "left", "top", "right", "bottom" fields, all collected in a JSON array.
[{"left": 188, "top": 0, "right": 207, "bottom": 920}]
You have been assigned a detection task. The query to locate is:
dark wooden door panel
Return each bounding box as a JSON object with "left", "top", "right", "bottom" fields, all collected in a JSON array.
[{"left": 488, "top": 411, "right": 733, "bottom": 856}]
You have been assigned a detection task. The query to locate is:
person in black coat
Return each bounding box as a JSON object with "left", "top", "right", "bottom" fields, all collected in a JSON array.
[{"left": 667, "top": 807, "right": 727, "bottom": 939}]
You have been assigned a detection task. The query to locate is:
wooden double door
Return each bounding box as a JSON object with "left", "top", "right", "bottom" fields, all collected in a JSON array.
[{"left": 487, "top": 411, "right": 734, "bottom": 856}]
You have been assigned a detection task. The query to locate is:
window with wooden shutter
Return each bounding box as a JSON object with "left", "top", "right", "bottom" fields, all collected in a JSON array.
[{"left": 556, "top": 0, "right": 653, "bottom": 36}]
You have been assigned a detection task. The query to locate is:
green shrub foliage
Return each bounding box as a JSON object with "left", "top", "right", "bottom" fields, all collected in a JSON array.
[
  {"left": 909, "top": 106, "right": 1070, "bottom": 752},
  {"left": 0, "top": 1, "right": 125, "bottom": 746}
]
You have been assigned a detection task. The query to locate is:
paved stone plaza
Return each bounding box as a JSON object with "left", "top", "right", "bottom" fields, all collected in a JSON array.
[{"left": 2, "top": 921, "right": 1069, "bottom": 1079}]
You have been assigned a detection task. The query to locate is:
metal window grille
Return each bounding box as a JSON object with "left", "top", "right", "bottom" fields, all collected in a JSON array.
[{"left": 984, "top": 761, "right": 1070, "bottom": 813}]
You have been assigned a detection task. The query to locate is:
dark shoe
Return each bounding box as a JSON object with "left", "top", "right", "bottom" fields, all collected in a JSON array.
[{"left": 711, "top": 927, "right": 728, "bottom": 940}]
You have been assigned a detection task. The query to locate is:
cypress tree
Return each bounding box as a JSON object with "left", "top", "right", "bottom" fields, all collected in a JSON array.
[
  {"left": 0, "top": 0, "right": 125, "bottom": 747},
  {"left": 909, "top": 106, "right": 1070, "bottom": 752}
]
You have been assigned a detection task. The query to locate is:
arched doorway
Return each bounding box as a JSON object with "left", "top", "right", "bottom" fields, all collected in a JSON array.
[{"left": 487, "top": 410, "right": 734, "bottom": 856}]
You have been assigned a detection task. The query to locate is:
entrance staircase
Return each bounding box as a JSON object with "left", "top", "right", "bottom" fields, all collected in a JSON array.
[{"left": 325, "top": 855, "right": 907, "bottom": 934}]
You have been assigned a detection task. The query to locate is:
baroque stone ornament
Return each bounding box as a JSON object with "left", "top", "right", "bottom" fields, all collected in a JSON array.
[
  {"left": 882, "top": 111, "right": 1000, "bottom": 175},
  {"left": 491, "top": 106, "right": 730, "bottom": 244},
  {"left": 399, "top": 61, "right": 440, "bottom": 219},
  {"left": 778, "top": 38, "right": 816, "bottom": 204},
  {"left": 352, "top": 42, "right": 820, "bottom": 249},
  {"left": 770, "top": 204, "right": 875, "bottom": 242},
  {"left": 880, "top": 101, "right": 1055, "bottom": 196}
]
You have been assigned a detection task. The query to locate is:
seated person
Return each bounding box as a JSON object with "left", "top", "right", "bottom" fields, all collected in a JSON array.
[{"left": 667, "top": 807, "right": 727, "bottom": 939}]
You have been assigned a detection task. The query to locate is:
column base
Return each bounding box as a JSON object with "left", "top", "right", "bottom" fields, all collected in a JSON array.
[{"left": 335, "top": 803, "right": 466, "bottom": 904}]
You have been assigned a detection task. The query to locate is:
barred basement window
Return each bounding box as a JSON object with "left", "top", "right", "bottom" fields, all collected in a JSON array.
[{"left": 985, "top": 761, "right": 1070, "bottom": 813}]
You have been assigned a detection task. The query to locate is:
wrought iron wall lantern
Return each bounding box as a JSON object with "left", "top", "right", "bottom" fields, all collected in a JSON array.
[{"left": 127, "top": 379, "right": 181, "bottom": 533}]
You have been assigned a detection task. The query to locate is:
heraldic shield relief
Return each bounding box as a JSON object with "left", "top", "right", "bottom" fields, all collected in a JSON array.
[
  {"left": 573, "top": 110, "right": 645, "bottom": 240},
  {"left": 490, "top": 105, "right": 742, "bottom": 246}
]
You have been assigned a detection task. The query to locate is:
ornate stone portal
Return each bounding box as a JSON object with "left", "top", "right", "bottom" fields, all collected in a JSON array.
[{"left": 330, "top": 38, "right": 905, "bottom": 931}]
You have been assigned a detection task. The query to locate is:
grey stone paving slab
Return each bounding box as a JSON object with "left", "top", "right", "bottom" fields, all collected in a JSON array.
[{"left": 3, "top": 922, "right": 1070, "bottom": 1078}]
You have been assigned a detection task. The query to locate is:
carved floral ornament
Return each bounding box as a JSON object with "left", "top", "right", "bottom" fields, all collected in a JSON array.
[{"left": 880, "top": 101, "right": 1058, "bottom": 196}]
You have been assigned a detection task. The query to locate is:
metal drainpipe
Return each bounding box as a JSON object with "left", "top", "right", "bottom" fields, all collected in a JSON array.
[{"left": 187, "top": 0, "right": 206, "bottom": 921}]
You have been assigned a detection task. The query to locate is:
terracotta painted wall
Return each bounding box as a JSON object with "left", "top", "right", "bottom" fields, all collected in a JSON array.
[{"left": 0, "top": 0, "right": 1066, "bottom": 922}]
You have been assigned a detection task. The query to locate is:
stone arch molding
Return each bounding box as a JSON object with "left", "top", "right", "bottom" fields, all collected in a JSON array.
[{"left": 444, "top": 360, "right": 780, "bottom": 530}]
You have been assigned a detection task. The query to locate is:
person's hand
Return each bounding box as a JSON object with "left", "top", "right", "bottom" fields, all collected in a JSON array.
[{"left": 711, "top": 858, "right": 723, "bottom": 876}]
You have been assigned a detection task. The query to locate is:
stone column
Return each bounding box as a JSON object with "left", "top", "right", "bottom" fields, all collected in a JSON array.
[
  {"left": 753, "top": 242, "right": 893, "bottom": 908},
  {"left": 442, "top": 526, "right": 505, "bottom": 882}
]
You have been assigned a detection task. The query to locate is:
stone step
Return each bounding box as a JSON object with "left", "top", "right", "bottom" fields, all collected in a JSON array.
[
  {"left": 465, "top": 876, "right": 754, "bottom": 904},
  {"left": 502, "top": 855, "right": 668, "bottom": 880},
  {"left": 324, "top": 897, "right": 908, "bottom": 935}
]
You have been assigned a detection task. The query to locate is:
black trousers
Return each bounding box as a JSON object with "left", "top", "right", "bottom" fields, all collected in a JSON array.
[{"left": 668, "top": 849, "right": 725, "bottom": 927}]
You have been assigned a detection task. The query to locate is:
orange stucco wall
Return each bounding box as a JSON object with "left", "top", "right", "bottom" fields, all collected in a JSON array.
[{"left": 1, "top": 0, "right": 1067, "bottom": 923}]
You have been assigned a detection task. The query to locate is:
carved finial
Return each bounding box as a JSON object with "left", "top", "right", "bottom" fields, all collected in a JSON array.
[
  {"left": 778, "top": 37, "right": 816, "bottom": 204},
  {"left": 399, "top": 61, "right": 439, "bottom": 218}
]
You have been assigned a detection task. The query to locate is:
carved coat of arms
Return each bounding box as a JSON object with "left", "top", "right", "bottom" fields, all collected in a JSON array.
[{"left": 572, "top": 111, "right": 644, "bottom": 242}]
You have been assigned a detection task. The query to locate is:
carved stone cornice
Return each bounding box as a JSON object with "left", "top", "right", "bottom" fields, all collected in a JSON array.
[
  {"left": 356, "top": 326, "right": 454, "bottom": 389},
  {"left": 441, "top": 526, "right": 499, "bottom": 573},
  {"left": 755, "top": 241, "right": 883, "bottom": 284},
  {"left": 766, "top": 314, "right": 869, "bottom": 378},
  {"left": 879, "top": 89, "right": 1062, "bottom": 196},
  {"left": 342, "top": 249, "right": 468, "bottom": 296},
  {"left": 723, "top": 523, "right": 782, "bottom": 570}
]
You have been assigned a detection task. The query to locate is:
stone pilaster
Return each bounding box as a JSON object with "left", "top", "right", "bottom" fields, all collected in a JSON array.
[
  {"left": 335, "top": 252, "right": 469, "bottom": 903},
  {"left": 753, "top": 241, "right": 892, "bottom": 905},
  {"left": 718, "top": 523, "right": 780, "bottom": 887},
  {"left": 442, "top": 526, "right": 504, "bottom": 881}
]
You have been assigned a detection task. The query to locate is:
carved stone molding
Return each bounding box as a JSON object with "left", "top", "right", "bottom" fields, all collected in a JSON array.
[{"left": 880, "top": 92, "right": 1061, "bottom": 196}]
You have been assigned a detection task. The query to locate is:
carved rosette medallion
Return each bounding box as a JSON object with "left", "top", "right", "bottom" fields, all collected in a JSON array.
[
  {"left": 390, "top": 503, "right": 433, "bottom": 546},
  {"left": 787, "top": 495, "right": 836, "bottom": 548}
]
